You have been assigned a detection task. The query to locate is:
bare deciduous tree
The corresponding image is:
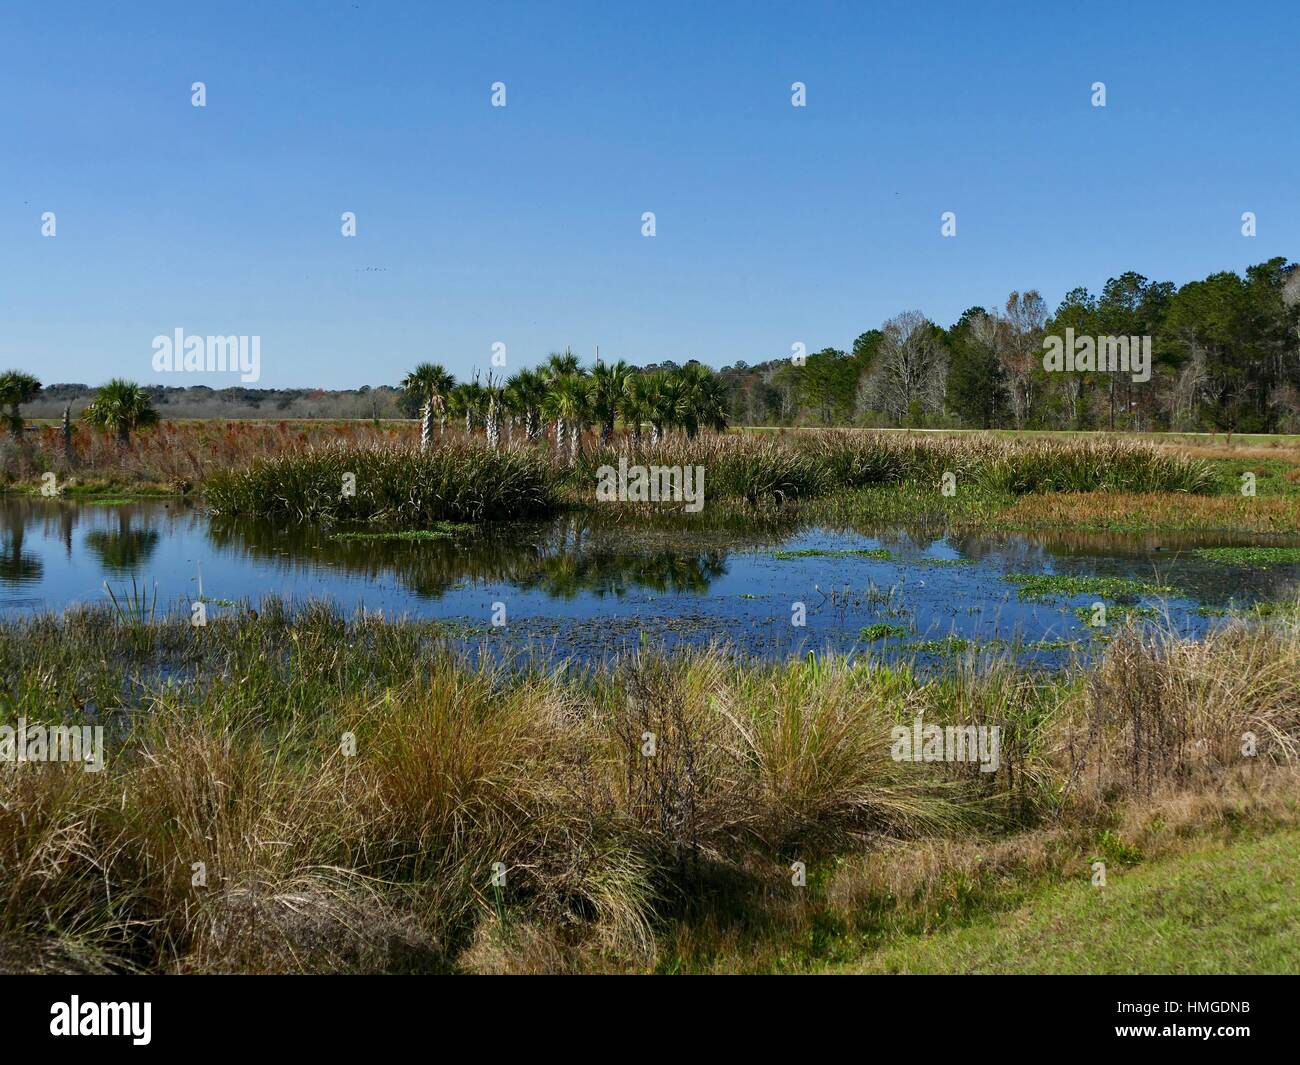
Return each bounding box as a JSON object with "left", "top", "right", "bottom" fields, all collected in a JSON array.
[
  {"left": 862, "top": 310, "right": 948, "bottom": 424},
  {"left": 997, "top": 290, "right": 1047, "bottom": 428}
]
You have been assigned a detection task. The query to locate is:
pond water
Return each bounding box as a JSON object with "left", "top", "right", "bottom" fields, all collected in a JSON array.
[{"left": 2, "top": 498, "right": 1298, "bottom": 666}]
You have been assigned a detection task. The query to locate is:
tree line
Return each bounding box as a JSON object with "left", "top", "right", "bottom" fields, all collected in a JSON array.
[
  {"left": 399, "top": 352, "right": 729, "bottom": 461},
  {"left": 723, "top": 257, "right": 1300, "bottom": 433},
  {"left": 5, "top": 257, "right": 1297, "bottom": 442}
]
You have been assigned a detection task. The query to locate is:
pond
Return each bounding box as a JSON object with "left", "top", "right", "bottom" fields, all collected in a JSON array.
[{"left": 2, "top": 497, "right": 1298, "bottom": 666}]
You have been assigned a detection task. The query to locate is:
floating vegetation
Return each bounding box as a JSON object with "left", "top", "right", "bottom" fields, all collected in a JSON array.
[
  {"left": 330, "top": 523, "right": 475, "bottom": 542},
  {"left": 1192, "top": 547, "right": 1300, "bottom": 566},
  {"left": 773, "top": 547, "right": 892, "bottom": 561},
  {"left": 1005, "top": 573, "right": 1173, "bottom": 601},
  {"left": 1072, "top": 604, "right": 1161, "bottom": 624},
  {"left": 861, "top": 623, "right": 910, "bottom": 640}
]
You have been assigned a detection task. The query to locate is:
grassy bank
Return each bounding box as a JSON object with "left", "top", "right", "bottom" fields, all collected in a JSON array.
[
  {"left": 1, "top": 605, "right": 1296, "bottom": 973},
  {"left": 19, "top": 422, "right": 1300, "bottom": 534},
  {"left": 195, "top": 431, "right": 1215, "bottom": 528},
  {"left": 840, "top": 826, "right": 1300, "bottom": 974}
]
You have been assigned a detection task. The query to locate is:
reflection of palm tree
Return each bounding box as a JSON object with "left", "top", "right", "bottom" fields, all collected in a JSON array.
[
  {"left": 85, "top": 511, "right": 160, "bottom": 574},
  {"left": 0, "top": 519, "right": 42, "bottom": 585},
  {"left": 210, "top": 514, "right": 741, "bottom": 601}
]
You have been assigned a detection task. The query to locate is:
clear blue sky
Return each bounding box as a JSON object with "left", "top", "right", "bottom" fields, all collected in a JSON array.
[{"left": 2, "top": 0, "right": 1296, "bottom": 389}]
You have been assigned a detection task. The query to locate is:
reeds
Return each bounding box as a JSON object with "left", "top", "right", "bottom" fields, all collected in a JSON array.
[
  {"left": 1, "top": 603, "right": 1294, "bottom": 973},
  {"left": 4, "top": 424, "right": 1216, "bottom": 510},
  {"left": 205, "top": 439, "right": 558, "bottom": 524}
]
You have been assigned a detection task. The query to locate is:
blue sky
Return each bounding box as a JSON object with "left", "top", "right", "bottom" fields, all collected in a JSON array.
[{"left": 2, "top": 0, "right": 1296, "bottom": 389}]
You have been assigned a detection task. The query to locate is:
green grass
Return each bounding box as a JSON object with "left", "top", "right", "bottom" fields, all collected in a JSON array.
[
  {"left": 4, "top": 604, "right": 1297, "bottom": 974},
  {"left": 773, "top": 547, "right": 892, "bottom": 561},
  {"left": 1193, "top": 546, "right": 1300, "bottom": 565},
  {"left": 860, "top": 623, "right": 910, "bottom": 641},
  {"left": 846, "top": 828, "right": 1300, "bottom": 974},
  {"left": 1006, "top": 573, "right": 1174, "bottom": 601}
]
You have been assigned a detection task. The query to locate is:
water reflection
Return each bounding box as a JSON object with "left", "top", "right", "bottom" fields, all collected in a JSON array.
[
  {"left": 0, "top": 515, "right": 42, "bottom": 585},
  {"left": 3, "top": 498, "right": 1300, "bottom": 664},
  {"left": 208, "top": 513, "right": 745, "bottom": 599},
  {"left": 85, "top": 511, "right": 161, "bottom": 575}
]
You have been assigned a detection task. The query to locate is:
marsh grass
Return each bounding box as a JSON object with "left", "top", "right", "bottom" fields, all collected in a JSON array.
[
  {"left": 1, "top": 604, "right": 1297, "bottom": 973},
  {"left": 572, "top": 432, "right": 1215, "bottom": 505},
  {"left": 206, "top": 440, "right": 557, "bottom": 525}
]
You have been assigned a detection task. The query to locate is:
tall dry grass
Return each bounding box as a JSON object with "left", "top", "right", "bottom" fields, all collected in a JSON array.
[{"left": 1, "top": 605, "right": 1296, "bottom": 973}]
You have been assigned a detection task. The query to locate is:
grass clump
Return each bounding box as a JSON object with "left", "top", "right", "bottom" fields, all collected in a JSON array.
[
  {"left": 860, "top": 623, "right": 910, "bottom": 641},
  {"left": 2, "top": 606, "right": 1298, "bottom": 974},
  {"left": 206, "top": 441, "right": 557, "bottom": 526}
]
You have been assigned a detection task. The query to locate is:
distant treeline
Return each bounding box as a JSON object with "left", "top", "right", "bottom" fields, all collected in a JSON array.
[
  {"left": 719, "top": 257, "right": 1300, "bottom": 434},
  {"left": 25, "top": 384, "right": 411, "bottom": 422},
  {"left": 26, "top": 257, "right": 1300, "bottom": 433}
]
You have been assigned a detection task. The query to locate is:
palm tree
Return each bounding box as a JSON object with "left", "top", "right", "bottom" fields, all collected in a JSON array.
[
  {"left": 620, "top": 372, "right": 653, "bottom": 447},
  {"left": 507, "top": 369, "right": 547, "bottom": 444},
  {"left": 542, "top": 373, "right": 589, "bottom": 464},
  {"left": 445, "top": 384, "right": 468, "bottom": 434},
  {"left": 677, "top": 363, "right": 728, "bottom": 438},
  {"left": 400, "top": 363, "right": 455, "bottom": 450},
  {"left": 693, "top": 372, "right": 730, "bottom": 434},
  {"left": 646, "top": 372, "right": 683, "bottom": 445},
  {"left": 82, "top": 379, "right": 159, "bottom": 448},
  {"left": 542, "top": 350, "right": 586, "bottom": 449},
  {"left": 589, "top": 360, "right": 630, "bottom": 445},
  {"left": 483, "top": 373, "right": 505, "bottom": 450},
  {"left": 0, "top": 370, "right": 41, "bottom": 440},
  {"left": 462, "top": 378, "right": 487, "bottom": 433}
]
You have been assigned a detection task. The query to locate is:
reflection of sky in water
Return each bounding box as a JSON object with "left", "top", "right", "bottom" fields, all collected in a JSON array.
[{"left": 3, "top": 498, "right": 1299, "bottom": 665}]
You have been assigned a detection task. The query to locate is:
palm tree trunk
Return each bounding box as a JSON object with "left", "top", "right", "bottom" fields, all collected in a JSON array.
[
  {"left": 116, "top": 423, "right": 131, "bottom": 449},
  {"left": 568, "top": 423, "right": 579, "bottom": 465},
  {"left": 651, "top": 422, "right": 662, "bottom": 446},
  {"left": 7, "top": 405, "right": 19, "bottom": 440},
  {"left": 600, "top": 417, "right": 614, "bottom": 446},
  {"left": 62, "top": 404, "right": 74, "bottom": 461},
  {"left": 420, "top": 402, "right": 434, "bottom": 452}
]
